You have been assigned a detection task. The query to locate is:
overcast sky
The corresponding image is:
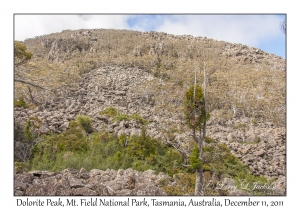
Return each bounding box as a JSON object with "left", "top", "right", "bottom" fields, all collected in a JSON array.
[{"left": 14, "top": 14, "right": 286, "bottom": 58}]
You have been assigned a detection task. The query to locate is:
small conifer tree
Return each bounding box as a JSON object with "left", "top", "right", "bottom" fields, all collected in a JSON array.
[{"left": 184, "top": 84, "right": 210, "bottom": 195}]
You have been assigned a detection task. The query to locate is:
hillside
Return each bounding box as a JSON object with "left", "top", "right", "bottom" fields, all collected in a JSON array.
[
  {"left": 14, "top": 29, "right": 286, "bottom": 196},
  {"left": 16, "top": 29, "right": 286, "bottom": 126}
]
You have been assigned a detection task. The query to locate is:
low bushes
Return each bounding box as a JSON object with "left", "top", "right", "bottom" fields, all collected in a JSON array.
[
  {"left": 29, "top": 125, "right": 183, "bottom": 176},
  {"left": 18, "top": 114, "right": 274, "bottom": 195},
  {"left": 100, "top": 107, "right": 149, "bottom": 125},
  {"left": 14, "top": 97, "right": 28, "bottom": 108},
  {"left": 76, "top": 115, "right": 93, "bottom": 133}
]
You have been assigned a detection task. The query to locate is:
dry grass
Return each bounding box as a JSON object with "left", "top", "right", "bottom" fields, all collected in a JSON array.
[{"left": 15, "top": 29, "right": 285, "bottom": 126}]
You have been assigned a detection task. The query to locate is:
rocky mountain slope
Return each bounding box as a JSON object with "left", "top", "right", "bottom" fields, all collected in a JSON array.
[
  {"left": 15, "top": 65, "right": 286, "bottom": 177},
  {"left": 14, "top": 29, "right": 286, "bottom": 196},
  {"left": 15, "top": 168, "right": 168, "bottom": 196},
  {"left": 15, "top": 167, "right": 285, "bottom": 196},
  {"left": 16, "top": 29, "right": 286, "bottom": 127}
]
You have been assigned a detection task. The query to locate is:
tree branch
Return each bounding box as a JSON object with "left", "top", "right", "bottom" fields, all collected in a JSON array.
[
  {"left": 192, "top": 128, "right": 199, "bottom": 143},
  {"left": 14, "top": 79, "right": 49, "bottom": 90},
  {"left": 165, "top": 140, "right": 189, "bottom": 165}
]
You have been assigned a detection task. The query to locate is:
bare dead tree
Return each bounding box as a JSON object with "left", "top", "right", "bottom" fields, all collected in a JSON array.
[{"left": 14, "top": 118, "right": 42, "bottom": 163}]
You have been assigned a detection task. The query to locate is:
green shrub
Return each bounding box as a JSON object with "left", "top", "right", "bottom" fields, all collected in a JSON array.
[
  {"left": 29, "top": 125, "right": 184, "bottom": 176},
  {"left": 99, "top": 106, "right": 118, "bottom": 117},
  {"left": 189, "top": 147, "right": 202, "bottom": 169},
  {"left": 114, "top": 113, "right": 131, "bottom": 122},
  {"left": 130, "top": 114, "right": 149, "bottom": 125},
  {"left": 24, "top": 117, "right": 41, "bottom": 141},
  {"left": 114, "top": 151, "right": 122, "bottom": 162},
  {"left": 76, "top": 115, "right": 93, "bottom": 133},
  {"left": 69, "top": 120, "right": 79, "bottom": 128},
  {"left": 203, "top": 164, "right": 212, "bottom": 171},
  {"left": 205, "top": 136, "right": 216, "bottom": 144},
  {"left": 163, "top": 173, "right": 196, "bottom": 195},
  {"left": 200, "top": 140, "right": 274, "bottom": 195},
  {"left": 234, "top": 171, "right": 274, "bottom": 195},
  {"left": 14, "top": 162, "right": 29, "bottom": 173},
  {"left": 14, "top": 97, "right": 28, "bottom": 108},
  {"left": 14, "top": 117, "right": 41, "bottom": 162},
  {"left": 118, "top": 134, "right": 127, "bottom": 147},
  {"left": 100, "top": 107, "right": 149, "bottom": 125}
]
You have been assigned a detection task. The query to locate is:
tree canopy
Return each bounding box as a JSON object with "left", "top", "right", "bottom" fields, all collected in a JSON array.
[
  {"left": 184, "top": 84, "right": 210, "bottom": 131},
  {"left": 14, "top": 41, "right": 33, "bottom": 67}
]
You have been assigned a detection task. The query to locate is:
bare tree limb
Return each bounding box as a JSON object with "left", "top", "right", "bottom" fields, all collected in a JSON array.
[
  {"left": 164, "top": 140, "right": 189, "bottom": 165},
  {"left": 14, "top": 79, "right": 49, "bottom": 90}
]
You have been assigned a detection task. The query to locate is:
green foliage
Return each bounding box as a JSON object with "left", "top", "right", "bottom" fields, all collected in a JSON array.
[
  {"left": 126, "top": 128, "right": 157, "bottom": 160},
  {"left": 114, "top": 113, "right": 131, "bottom": 122},
  {"left": 157, "top": 177, "right": 170, "bottom": 187},
  {"left": 14, "top": 162, "right": 29, "bottom": 173},
  {"left": 31, "top": 122, "right": 89, "bottom": 158},
  {"left": 100, "top": 107, "right": 149, "bottom": 125},
  {"left": 27, "top": 122, "right": 275, "bottom": 195},
  {"left": 24, "top": 117, "right": 41, "bottom": 141},
  {"left": 189, "top": 147, "right": 202, "bottom": 169},
  {"left": 114, "top": 151, "right": 122, "bottom": 162},
  {"left": 184, "top": 85, "right": 210, "bottom": 130},
  {"left": 199, "top": 140, "right": 273, "bottom": 195},
  {"left": 234, "top": 171, "right": 275, "bottom": 195},
  {"left": 14, "top": 117, "right": 42, "bottom": 163},
  {"left": 203, "top": 164, "right": 212, "bottom": 171},
  {"left": 69, "top": 120, "right": 79, "bottom": 128},
  {"left": 118, "top": 134, "right": 127, "bottom": 147},
  {"left": 76, "top": 115, "right": 93, "bottom": 133},
  {"left": 130, "top": 113, "right": 149, "bottom": 125},
  {"left": 161, "top": 139, "right": 275, "bottom": 195},
  {"left": 29, "top": 126, "right": 184, "bottom": 176},
  {"left": 205, "top": 136, "right": 216, "bottom": 144},
  {"left": 14, "top": 41, "right": 33, "bottom": 66},
  {"left": 14, "top": 97, "right": 28, "bottom": 108},
  {"left": 163, "top": 173, "right": 196, "bottom": 195},
  {"left": 99, "top": 106, "right": 118, "bottom": 117}
]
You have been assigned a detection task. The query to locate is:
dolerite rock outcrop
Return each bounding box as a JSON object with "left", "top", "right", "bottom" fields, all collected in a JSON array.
[
  {"left": 207, "top": 125, "right": 286, "bottom": 178},
  {"left": 14, "top": 168, "right": 285, "bottom": 196},
  {"left": 14, "top": 66, "right": 157, "bottom": 136},
  {"left": 14, "top": 65, "right": 286, "bottom": 194},
  {"left": 221, "top": 43, "right": 285, "bottom": 71},
  {"left": 14, "top": 168, "right": 169, "bottom": 196},
  {"left": 14, "top": 66, "right": 286, "bottom": 176}
]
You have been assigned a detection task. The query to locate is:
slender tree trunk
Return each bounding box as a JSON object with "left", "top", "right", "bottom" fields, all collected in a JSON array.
[
  {"left": 195, "top": 168, "right": 203, "bottom": 195},
  {"left": 194, "top": 67, "right": 197, "bottom": 101},
  {"left": 195, "top": 132, "right": 204, "bottom": 195},
  {"left": 195, "top": 59, "right": 207, "bottom": 196}
]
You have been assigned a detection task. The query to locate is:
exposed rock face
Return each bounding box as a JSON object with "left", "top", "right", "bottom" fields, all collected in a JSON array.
[
  {"left": 14, "top": 168, "right": 285, "bottom": 196},
  {"left": 15, "top": 29, "right": 286, "bottom": 196},
  {"left": 14, "top": 65, "right": 286, "bottom": 179},
  {"left": 14, "top": 66, "right": 156, "bottom": 135},
  {"left": 207, "top": 125, "right": 286, "bottom": 177},
  {"left": 222, "top": 43, "right": 285, "bottom": 71},
  {"left": 14, "top": 168, "right": 168, "bottom": 196}
]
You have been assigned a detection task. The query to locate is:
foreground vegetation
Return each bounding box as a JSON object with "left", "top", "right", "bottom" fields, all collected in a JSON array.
[{"left": 15, "top": 115, "right": 275, "bottom": 195}]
